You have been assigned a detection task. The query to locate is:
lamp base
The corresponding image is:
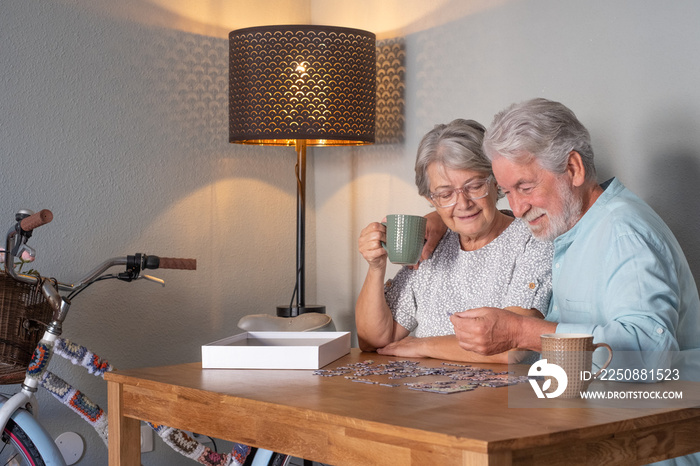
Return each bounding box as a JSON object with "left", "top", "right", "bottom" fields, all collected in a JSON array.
[{"left": 276, "top": 304, "right": 326, "bottom": 317}]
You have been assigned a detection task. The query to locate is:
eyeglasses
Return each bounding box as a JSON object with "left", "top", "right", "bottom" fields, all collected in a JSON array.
[{"left": 429, "top": 175, "right": 494, "bottom": 208}]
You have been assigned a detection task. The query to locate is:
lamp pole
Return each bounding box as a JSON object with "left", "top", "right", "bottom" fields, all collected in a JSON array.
[
  {"left": 296, "top": 140, "right": 306, "bottom": 314},
  {"left": 276, "top": 140, "right": 327, "bottom": 317}
]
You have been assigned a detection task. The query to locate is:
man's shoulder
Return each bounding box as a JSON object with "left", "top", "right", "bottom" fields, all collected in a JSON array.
[
  {"left": 582, "top": 184, "right": 678, "bottom": 252},
  {"left": 599, "top": 188, "right": 668, "bottom": 234}
]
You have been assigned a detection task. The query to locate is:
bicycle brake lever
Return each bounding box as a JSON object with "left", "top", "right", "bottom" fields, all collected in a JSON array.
[
  {"left": 141, "top": 274, "right": 165, "bottom": 287},
  {"left": 9, "top": 233, "right": 30, "bottom": 257},
  {"left": 15, "top": 243, "right": 36, "bottom": 262}
]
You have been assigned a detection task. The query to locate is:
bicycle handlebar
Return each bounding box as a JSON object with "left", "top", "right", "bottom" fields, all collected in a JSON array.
[
  {"left": 5, "top": 208, "right": 196, "bottom": 298},
  {"left": 3, "top": 208, "right": 198, "bottom": 348},
  {"left": 19, "top": 209, "right": 53, "bottom": 232},
  {"left": 157, "top": 257, "right": 197, "bottom": 270}
]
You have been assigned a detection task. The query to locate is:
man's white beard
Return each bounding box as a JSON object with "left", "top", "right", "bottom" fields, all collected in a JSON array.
[{"left": 522, "top": 179, "right": 582, "bottom": 241}]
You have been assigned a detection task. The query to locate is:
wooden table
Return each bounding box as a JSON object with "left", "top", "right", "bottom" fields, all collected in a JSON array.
[{"left": 106, "top": 349, "right": 700, "bottom": 465}]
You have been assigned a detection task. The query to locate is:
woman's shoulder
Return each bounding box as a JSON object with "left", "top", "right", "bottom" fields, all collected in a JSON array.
[
  {"left": 501, "top": 217, "right": 553, "bottom": 251},
  {"left": 424, "top": 229, "right": 461, "bottom": 262},
  {"left": 499, "top": 215, "right": 530, "bottom": 239}
]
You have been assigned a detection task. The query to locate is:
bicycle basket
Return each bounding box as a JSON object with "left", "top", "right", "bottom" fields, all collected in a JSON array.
[{"left": 0, "top": 270, "right": 53, "bottom": 384}]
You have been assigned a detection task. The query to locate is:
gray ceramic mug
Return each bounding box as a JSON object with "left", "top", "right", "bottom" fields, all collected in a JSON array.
[{"left": 381, "top": 214, "right": 427, "bottom": 265}]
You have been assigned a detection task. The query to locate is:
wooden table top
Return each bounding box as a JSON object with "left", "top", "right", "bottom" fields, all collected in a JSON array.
[{"left": 105, "top": 348, "right": 700, "bottom": 460}]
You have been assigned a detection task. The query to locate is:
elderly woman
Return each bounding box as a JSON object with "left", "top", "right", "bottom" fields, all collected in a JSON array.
[{"left": 355, "top": 119, "right": 553, "bottom": 363}]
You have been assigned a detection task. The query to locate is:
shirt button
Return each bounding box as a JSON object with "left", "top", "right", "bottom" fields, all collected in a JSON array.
[
  {"left": 555, "top": 263, "right": 560, "bottom": 268},
  {"left": 656, "top": 328, "right": 664, "bottom": 335},
  {"left": 553, "top": 305, "right": 558, "bottom": 311}
]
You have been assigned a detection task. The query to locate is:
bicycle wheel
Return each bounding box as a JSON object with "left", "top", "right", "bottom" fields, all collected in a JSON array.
[
  {"left": 268, "top": 452, "right": 290, "bottom": 466},
  {"left": 0, "top": 418, "right": 46, "bottom": 466}
]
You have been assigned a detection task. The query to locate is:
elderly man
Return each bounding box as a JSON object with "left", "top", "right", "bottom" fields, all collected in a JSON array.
[
  {"left": 448, "top": 98, "right": 699, "bottom": 464},
  {"left": 451, "top": 99, "right": 700, "bottom": 464},
  {"left": 450, "top": 98, "right": 699, "bottom": 367}
]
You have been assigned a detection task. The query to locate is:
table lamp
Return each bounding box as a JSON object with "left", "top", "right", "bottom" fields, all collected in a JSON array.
[{"left": 229, "top": 25, "right": 376, "bottom": 317}]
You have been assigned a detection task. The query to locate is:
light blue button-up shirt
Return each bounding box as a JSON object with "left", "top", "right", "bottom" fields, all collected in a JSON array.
[
  {"left": 546, "top": 178, "right": 700, "bottom": 381},
  {"left": 546, "top": 178, "right": 700, "bottom": 466}
]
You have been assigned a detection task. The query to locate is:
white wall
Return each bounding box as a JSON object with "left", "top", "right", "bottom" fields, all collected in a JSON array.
[
  {"left": 315, "top": 0, "right": 700, "bottom": 347},
  {"left": 2, "top": 1, "right": 700, "bottom": 465}
]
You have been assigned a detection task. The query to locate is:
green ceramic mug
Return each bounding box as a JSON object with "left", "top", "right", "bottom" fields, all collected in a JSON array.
[{"left": 381, "top": 214, "right": 427, "bottom": 265}]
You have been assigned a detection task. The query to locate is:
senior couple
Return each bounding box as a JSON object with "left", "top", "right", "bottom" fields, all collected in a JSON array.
[{"left": 356, "top": 98, "right": 700, "bottom": 465}]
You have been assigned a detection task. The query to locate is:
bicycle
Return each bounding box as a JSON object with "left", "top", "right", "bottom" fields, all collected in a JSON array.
[{"left": 0, "top": 208, "right": 290, "bottom": 466}]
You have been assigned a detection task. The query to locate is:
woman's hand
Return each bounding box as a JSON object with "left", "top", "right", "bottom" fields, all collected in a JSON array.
[
  {"left": 377, "top": 334, "right": 514, "bottom": 363},
  {"left": 376, "top": 336, "right": 423, "bottom": 357},
  {"left": 358, "top": 221, "right": 388, "bottom": 270}
]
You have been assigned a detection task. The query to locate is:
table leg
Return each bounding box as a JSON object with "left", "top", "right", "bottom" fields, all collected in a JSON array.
[{"left": 108, "top": 380, "right": 141, "bottom": 466}]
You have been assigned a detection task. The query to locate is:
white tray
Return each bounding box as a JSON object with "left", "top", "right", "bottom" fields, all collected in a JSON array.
[{"left": 202, "top": 331, "right": 351, "bottom": 369}]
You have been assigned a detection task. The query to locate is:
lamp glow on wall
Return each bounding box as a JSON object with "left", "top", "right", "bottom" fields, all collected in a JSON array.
[{"left": 229, "top": 25, "right": 376, "bottom": 317}]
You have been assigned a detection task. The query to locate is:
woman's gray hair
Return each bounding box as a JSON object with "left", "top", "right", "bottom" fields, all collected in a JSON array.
[
  {"left": 483, "top": 98, "right": 597, "bottom": 181},
  {"left": 415, "top": 119, "right": 491, "bottom": 197}
]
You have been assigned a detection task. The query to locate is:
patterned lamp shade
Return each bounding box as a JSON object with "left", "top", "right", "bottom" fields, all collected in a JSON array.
[{"left": 229, "top": 25, "right": 376, "bottom": 146}]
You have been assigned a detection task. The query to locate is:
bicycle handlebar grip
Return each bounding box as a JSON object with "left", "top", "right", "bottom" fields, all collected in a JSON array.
[
  {"left": 20, "top": 209, "right": 53, "bottom": 231},
  {"left": 158, "top": 257, "right": 197, "bottom": 270}
]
